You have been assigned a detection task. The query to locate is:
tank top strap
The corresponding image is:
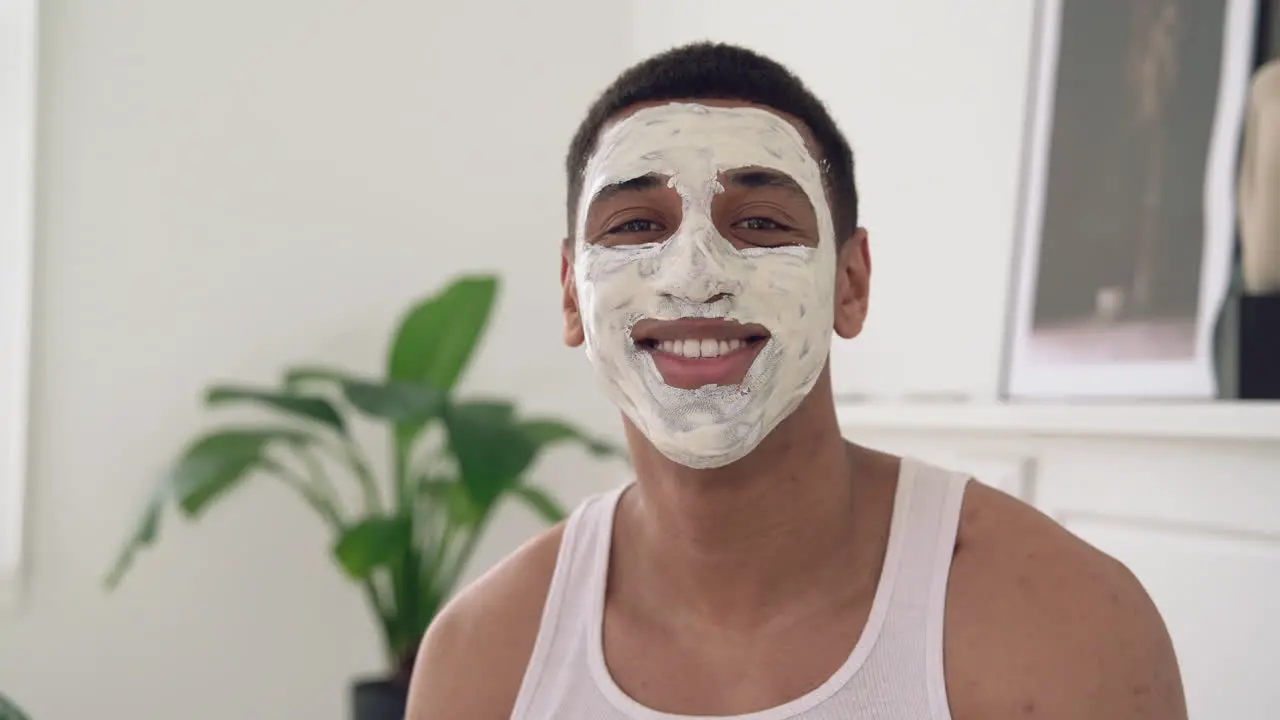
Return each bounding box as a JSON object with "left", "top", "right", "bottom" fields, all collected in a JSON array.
[
  {"left": 874, "top": 457, "right": 970, "bottom": 718},
  {"left": 510, "top": 483, "right": 627, "bottom": 719}
]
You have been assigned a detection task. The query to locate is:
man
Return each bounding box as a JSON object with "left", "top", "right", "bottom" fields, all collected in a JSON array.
[{"left": 407, "top": 42, "right": 1187, "bottom": 719}]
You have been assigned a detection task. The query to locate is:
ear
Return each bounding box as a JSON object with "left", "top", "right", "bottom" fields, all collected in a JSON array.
[
  {"left": 561, "top": 239, "right": 585, "bottom": 347},
  {"left": 833, "top": 227, "right": 871, "bottom": 340}
]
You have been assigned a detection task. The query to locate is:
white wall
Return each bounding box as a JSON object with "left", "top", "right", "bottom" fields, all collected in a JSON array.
[{"left": 0, "top": 1, "right": 632, "bottom": 718}]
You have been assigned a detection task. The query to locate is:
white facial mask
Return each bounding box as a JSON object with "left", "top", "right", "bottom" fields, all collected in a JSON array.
[{"left": 574, "top": 103, "right": 837, "bottom": 469}]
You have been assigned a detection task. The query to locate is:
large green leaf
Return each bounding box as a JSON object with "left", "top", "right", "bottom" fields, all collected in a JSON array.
[
  {"left": 443, "top": 400, "right": 536, "bottom": 511},
  {"left": 388, "top": 275, "right": 499, "bottom": 392},
  {"left": 205, "top": 385, "right": 347, "bottom": 434},
  {"left": 519, "top": 418, "right": 628, "bottom": 459},
  {"left": 0, "top": 692, "right": 31, "bottom": 720},
  {"left": 281, "top": 367, "right": 443, "bottom": 424},
  {"left": 282, "top": 365, "right": 349, "bottom": 390},
  {"left": 418, "top": 479, "right": 481, "bottom": 526},
  {"left": 171, "top": 428, "right": 311, "bottom": 516},
  {"left": 343, "top": 379, "right": 443, "bottom": 424},
  {"left": 510, "top": 484, "right": 568, "bottom": 524},
  {"left": 103, "top": 427, "right": 310, "bottom": 589},
  {"left": 103, "top": 479, "right": 169, "bottom": 589},
  {"left": 333, "top": 515, "right": 413, "bottom": 580},
  {"left": 455, "top": 400, "right": 515, "bottom": 425}
]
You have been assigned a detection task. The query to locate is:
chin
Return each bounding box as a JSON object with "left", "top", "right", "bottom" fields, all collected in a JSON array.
[{"left": 648, "top": 422, "right": 763, "bottom": 470}]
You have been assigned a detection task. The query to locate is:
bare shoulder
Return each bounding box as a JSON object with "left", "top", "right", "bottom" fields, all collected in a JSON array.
[
  {"left": 944, "top": 482, "right": 1187, "bottom": 720},
  {"left": 405, "top": 522, "right": 566, "bottom": 720}
]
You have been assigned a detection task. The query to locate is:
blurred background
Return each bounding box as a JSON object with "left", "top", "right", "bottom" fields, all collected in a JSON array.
[{"left": 1, "top": 1, "right": 1278, "bottom": 719}]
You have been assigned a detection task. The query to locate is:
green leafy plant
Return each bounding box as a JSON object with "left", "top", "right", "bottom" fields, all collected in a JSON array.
[
  {"left": 0, "top": 692, "right": 31, "bottom": 720},
  {"left": 103, "top": 274, "right": 625, "bottom": 679}
]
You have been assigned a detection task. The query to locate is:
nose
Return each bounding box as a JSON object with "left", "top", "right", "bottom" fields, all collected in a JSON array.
[{"left": 649, "top": 217, "right": 742, "bottom": 304}]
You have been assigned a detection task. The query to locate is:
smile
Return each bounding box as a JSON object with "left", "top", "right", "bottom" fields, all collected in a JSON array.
[
  {"left": 646, "top": 337, "right": 761, "bottom": 358},
  {"left": 631, "top": 318, "right": 771, "bottom": 389}
]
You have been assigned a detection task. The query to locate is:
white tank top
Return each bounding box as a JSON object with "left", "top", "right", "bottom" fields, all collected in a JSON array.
[{"left": 511, "top": 457, "right": 969, "bottom": 720}]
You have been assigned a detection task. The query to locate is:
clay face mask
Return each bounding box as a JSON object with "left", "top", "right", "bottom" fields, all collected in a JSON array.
[{"left": 574, "top": 102, "right": 837, "bottom": 469}]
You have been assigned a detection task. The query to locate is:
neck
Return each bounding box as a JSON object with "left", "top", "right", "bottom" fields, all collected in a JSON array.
[{"left": 615, "top": 372, "right": 883, "bottom": 632}]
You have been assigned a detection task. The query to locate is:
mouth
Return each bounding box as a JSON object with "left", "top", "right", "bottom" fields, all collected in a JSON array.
[{"left": 631, "top": 318, "right": 771, "bottom": 389}]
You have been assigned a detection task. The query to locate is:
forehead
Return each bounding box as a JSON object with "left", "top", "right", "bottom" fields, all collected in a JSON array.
[
  {"left": 600, "top": 98, "right": 824, "bottom": 162},
  {"left": 581, "top": 102, "right": 825, "bottom": 202}
]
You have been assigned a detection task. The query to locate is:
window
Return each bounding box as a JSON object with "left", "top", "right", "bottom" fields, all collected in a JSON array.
[{"left": 0, "top": 0, "right": 37, "bottom": 608}]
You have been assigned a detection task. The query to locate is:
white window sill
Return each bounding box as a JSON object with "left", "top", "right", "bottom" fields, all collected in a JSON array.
[{"left": 836, "top": 400, "right": 1280, "bottom": 442}]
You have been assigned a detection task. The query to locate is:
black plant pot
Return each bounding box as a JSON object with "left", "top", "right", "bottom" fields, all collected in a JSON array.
[{"left": 352, "top": 678, "right": 409, "bottom": 720}]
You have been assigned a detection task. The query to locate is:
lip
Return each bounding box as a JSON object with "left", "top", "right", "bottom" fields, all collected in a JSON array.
[
  {"left": 631, "top": 318, "right": 770, "bottom": 343},
  {"left": 631, "top": 318, "right": 770, "bottom": 390}
]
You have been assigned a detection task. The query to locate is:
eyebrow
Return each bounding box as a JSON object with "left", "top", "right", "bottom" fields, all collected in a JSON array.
[
  {"left": 723, "top": 168, "right": 807, "bottom": 198},
  {"left": 586, "top": 167, "right": 808, "bottom": 209},
  {"left": 589, "top": 173, "right": 667, "bottom": 207}
]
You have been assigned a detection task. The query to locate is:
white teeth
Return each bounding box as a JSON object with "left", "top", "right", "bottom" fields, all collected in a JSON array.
[{"left": 653, "top": 338, "right": 753, "bottom": 359}]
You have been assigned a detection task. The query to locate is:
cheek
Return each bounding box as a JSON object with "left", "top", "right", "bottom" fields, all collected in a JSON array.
[
  {"left": 738, "top": 253, "right": 827, "bottom": 315},
  {"left": 578, "top": 260, "right": 646, "bottom": 334}
]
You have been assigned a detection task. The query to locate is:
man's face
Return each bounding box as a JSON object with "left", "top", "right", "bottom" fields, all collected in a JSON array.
[{"left": 565, "top": 102, "right": 839, "bottom": 469}]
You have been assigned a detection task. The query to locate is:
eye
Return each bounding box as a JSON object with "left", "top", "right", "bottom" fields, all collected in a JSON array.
[
  {"left": 607, "top": 218, "right": 664, "bottom": 234},
  {"left": 735, "top": 217, "right": 790, "bottom": 232}
]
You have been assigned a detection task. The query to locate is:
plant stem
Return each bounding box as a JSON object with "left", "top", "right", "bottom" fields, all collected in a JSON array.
[
  {"left": 315, "top": 438, "right": 382, "bottom": 514},
  {"left": 296, "top": 446, "right": 346, "bottom": 523},
  {"left": 393, "top": 436, "right": 410, "bottom": 511},
  {"left": 436, "top": 515, "right": 488, "bottom": 604},
  {"left": 362, "top": 578, "right": 398, "bottom": 667},
  {"left": 429, "top": 506, "right": 462, "bottom": 578},
  {"left": 265, "top": 456, "right": 398, "bottom": 664},
  {"left": 342, "top": 437, "right": 384, "bottom": 513},
  {"left": 263, "top": 458, "right": 343, "bottom": 529}
]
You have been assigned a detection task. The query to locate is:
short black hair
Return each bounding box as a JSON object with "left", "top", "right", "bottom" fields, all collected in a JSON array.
[{"left": 565, "top": 42, "right": 858, "bottom": 244}]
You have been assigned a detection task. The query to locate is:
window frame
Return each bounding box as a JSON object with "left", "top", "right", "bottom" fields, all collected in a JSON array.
[{"left": 0, "top": 0, "right": 38, "bottom": 609}]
